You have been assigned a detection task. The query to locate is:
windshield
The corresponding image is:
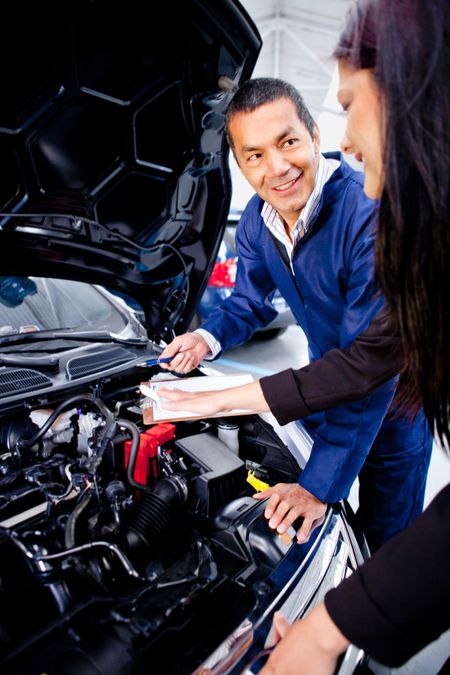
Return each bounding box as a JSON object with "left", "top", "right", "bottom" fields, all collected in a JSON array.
[{"left": 0, "top": 277, "right": 129, "bottom": 337}]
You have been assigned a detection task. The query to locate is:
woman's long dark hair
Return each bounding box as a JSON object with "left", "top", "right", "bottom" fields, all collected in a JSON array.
[{"left": 335, "top": 0, "right": 450, "bottom": 448}]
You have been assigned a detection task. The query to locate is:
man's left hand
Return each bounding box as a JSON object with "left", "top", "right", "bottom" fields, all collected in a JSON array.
[{"left": 253, "top": 483, "right": 327, "bottom": 543}]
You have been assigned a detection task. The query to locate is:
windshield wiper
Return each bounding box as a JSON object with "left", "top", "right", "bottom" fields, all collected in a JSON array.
[{"left": 0, "top": 330, "right": 148, "bottom": 348}]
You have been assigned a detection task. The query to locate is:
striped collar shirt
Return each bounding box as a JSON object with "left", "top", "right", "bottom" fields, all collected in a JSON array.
[{"left": 261, "top": 154, "right": 340, "bottom": 265}]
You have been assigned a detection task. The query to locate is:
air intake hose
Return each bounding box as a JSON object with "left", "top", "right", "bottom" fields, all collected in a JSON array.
[{"left": 126, "top": 474, "right": 188, "bottom": 555}]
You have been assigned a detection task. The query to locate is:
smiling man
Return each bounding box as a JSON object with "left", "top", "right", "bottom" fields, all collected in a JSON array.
[{"left": 160, "top": 77, "right": 432, "bottom": 552}]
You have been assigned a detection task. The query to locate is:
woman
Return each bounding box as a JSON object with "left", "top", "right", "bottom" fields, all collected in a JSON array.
[{"left": 257, "top": 0, "right": 450, "bottom": 672}]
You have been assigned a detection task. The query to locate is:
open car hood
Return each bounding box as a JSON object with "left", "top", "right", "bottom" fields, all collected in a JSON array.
[{"left": 0, "top": 0, "right": 260, "bottom": 340}]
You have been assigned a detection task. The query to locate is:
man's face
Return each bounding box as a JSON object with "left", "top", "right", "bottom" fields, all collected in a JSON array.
[{"left": 228, "top": 97, "right": 320, "bottom": 229}]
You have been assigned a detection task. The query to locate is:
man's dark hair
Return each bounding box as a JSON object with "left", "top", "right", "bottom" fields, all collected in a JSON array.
[
  {"left": 335, "top": 0, "right": 450, "bottom": 448},
  {"left": 225, "top": 77, "right": 316, "bottom": 148}
]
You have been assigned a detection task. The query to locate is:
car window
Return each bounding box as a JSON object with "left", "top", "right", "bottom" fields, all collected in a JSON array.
[{"left": 0, "top": 277, "right": 128, "bottom": 336}]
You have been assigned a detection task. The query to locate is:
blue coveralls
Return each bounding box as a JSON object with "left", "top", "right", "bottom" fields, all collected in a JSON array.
[{"left": 201, "top": 152, "right": 433, "bottom": 551}]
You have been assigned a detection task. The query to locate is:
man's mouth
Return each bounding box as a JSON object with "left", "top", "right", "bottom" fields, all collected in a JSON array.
[{"left": 273, "top": 174, "right": 301, "bottom": 192}]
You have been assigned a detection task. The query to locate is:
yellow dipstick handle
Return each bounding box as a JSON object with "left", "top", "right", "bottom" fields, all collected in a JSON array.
[{"left": 247, "top": 470, "right": 270, "bottom": 492}]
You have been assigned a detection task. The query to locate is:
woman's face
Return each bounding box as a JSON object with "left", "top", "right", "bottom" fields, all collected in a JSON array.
[{"left": 337, "top": 59, "right": 384, "bottom": 199}]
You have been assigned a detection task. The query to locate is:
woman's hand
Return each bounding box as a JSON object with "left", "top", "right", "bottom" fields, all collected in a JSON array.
[
  {"left": 157, "top": 381, "right": 270, "bottom": 416},
  {"left": 157, "top": 387, "right": 233, "bottom": 416},
  {"left": 260, "top": 604, "right": 349, "bottom": 675}
]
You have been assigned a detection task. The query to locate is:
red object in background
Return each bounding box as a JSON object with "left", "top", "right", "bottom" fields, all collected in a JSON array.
[
  {"left": 124, "top": 423, "right": 176, "bottom": 486},
  {"left": 208, "top": 258, "right": 237, "bottom": 287}
]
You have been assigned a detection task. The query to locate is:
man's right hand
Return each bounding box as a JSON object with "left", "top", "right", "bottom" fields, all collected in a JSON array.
[{"left": 159, "top": 332, "right": 210, "bottom": 374}]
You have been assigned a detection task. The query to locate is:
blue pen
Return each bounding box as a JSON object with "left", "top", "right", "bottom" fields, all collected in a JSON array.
[{"left": 136, "top": 356, "right": 173, "bottom": 367}]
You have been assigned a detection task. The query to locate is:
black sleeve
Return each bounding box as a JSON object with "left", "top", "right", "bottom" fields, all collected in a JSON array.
[
  {"left": 324, "top": 482, "right": 450, "bottom": 667},
  {"left": 259, "top": 306, "right": 402, "bottom": 425}
]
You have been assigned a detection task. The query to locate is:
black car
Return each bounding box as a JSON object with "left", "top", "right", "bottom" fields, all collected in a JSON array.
[{"left": 0, "top": 2, "right": 369, "bottom": 674}]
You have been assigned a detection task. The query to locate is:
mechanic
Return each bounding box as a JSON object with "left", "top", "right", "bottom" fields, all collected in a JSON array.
[{"left": 159, "top": 77, "right": 433, "bottom": 552}]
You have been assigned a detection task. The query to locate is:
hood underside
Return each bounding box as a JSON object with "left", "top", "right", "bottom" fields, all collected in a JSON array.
[{"left": 0, "top": 0, "right": 260, "bottom": 339}]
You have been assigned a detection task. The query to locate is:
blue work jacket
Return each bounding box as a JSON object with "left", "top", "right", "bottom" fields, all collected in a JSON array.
[{"left": 201, "top": 152, "right": 424, "bottom": 503}]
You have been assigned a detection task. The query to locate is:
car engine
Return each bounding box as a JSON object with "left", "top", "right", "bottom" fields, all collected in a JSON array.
[{"left": 0, "top": 380, "right": 300, "bottom": 675}]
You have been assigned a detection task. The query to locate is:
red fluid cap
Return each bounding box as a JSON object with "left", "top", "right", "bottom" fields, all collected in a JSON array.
[{"left": 124, "top": 423, "right": 176, "bottom": 486}]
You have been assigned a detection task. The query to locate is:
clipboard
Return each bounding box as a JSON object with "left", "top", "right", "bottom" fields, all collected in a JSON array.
[{"left": 140, "top": 373, "right": 254, "bottom": 424}]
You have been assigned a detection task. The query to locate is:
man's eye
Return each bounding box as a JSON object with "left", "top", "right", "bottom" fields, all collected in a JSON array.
[
  {"left": 247, "top": 154, "right": 261, "bottom": 162},
  {"left": 283, "top": 138, "right": 298, "bottom": 148}
]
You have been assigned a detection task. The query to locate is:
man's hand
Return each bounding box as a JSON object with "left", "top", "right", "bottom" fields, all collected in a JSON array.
[
  {"left": 159, "top": 332, "right": 209, "bottom": 373},
  {"left": 253, "top": 483, "right": 326, "bottom": 543}
]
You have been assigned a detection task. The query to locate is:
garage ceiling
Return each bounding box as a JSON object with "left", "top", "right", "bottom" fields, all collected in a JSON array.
[{"left": 238, "top": 0, "right": 351, "bottom": 117}]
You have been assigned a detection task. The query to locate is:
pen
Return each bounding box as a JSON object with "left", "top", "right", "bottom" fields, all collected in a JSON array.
[{"left": 136, "top": 356, "right": 173, "bottom": 367}]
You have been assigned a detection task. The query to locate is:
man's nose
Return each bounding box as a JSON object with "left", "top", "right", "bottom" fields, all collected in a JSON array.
[{"left": 265, "top": 150, "right": 290, "bottom": 176}]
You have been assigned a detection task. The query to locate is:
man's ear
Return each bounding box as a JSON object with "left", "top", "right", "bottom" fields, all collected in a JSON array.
[{"left": 313, "top": 124, "right": 320, "bottom": 154}]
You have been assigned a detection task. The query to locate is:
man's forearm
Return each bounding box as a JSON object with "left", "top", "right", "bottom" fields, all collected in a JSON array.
[{"left": 159, "top": 309, "right": 401, "bottom": 422}]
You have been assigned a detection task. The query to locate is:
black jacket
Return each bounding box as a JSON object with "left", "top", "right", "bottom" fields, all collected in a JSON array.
[
  {"left": 324, "top": 481, "right": 450, "bottom": 666},
  {"left": 260, "top": 304, "right": 449, "bottom": 667},
  {"left": 260, "top": 306, "right": 402, "bottom": 424}
]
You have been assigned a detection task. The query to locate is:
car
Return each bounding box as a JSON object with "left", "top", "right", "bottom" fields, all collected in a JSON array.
[
  {"left": 195, "top": 211, "right": 296, "bottom": 340},
  {"left": 0, "top": 2, "right": 370, "bottom": 674}
]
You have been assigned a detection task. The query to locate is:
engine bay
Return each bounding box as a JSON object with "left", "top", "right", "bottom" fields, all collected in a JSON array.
[{"left": 0, "top": 372, "right": 301, "bottom": 675}]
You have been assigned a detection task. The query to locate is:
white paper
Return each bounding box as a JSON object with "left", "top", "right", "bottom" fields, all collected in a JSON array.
[{"left": 141, "top": 373, "right": 254, "bottom": 421}]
